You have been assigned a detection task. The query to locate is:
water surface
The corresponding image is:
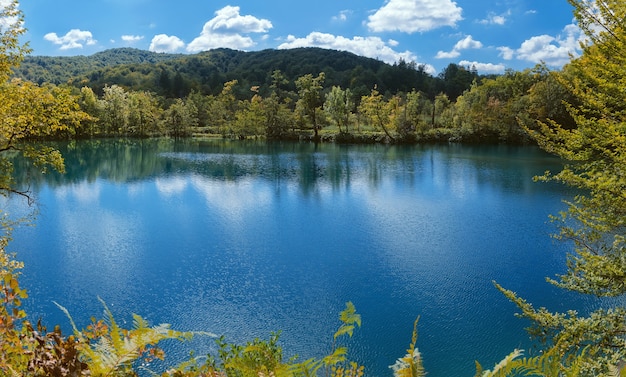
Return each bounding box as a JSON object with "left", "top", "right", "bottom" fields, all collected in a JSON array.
[{"left": 4, "top": 139, "right": 593, "bottom": 376}]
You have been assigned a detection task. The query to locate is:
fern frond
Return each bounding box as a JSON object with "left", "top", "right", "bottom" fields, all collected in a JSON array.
[
  {"left": 607, "top": 361, "right": 625, "bottom": 377},
  {"left": 476, "top": 349, "right": 523, "bottom": 377},
  {"left": 132, "top": 312, "right": 150, "bottom": 330},
  {"left": 334, "top": 302, "right": 361, "bottom": 340},
  {"left": 333, "top": 324, "right": 355, "bottom": 339},
  {"left": 289, "top": 357, "right": 324, "bottom": 377},
  {"left": 390, "top": 317, "right": 424, "bottom": 377},
  {"left": 54, "top": 301, "right": 80, "bottom": 335},
  {"left": 56, "top": 299, "right": 195, "bottom": 376},
  {"left": 474, "top": 360, "right": 484, "bottom": 377},
  {"left": 323, "top": 346, "right": 348, "bottom": 366}
]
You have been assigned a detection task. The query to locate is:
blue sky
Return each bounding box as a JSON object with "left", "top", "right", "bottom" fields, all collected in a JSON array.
[{"left": 15, "top": 0, "right": 581, "bottom": 75}]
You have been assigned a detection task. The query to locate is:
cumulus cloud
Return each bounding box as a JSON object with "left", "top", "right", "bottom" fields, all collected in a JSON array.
[
  {"left": 332, "top": 10, "right": 352, "bottom": 22},
  {"left": 122, "top": 35, "right": 144, "bottom": 43},
  {"left": 149, "top": 34, "right": 185, "bottom": 53},
  {"left": 498, "top": 23, "right": 582, "bottom": 66},
  {"left": 435, "top": 35, "right": 482, "bottom": 59},
  {"left": 497, "top": 46, "right": 514, "bottom": 60},
  {"left": 458, "top": 60, "right": 506, "bottom": 74},
  {"left": 0, "top": 0, "right": 22, "bottom": 31},
  {"left": 367, "top": 0, "right": 463, "bottom": 33},
  {"left": 44, "top": 29, "right": 97, "bottom": 50},
  {"left": 187, "top": 5, "right": 272, "bottom": 52},
  {"left": 277, "top": 31, "right": 435, "bottom": 74},
  {"left": 478, "top": 11, "right": 510, "bottom": 25}
]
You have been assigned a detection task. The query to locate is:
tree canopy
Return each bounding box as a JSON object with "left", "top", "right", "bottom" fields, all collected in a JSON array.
[{"left": 499, "top": 0, "right": 626, "bottom": 374}]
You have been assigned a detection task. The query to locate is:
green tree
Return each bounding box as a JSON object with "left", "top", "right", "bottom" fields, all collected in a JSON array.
[
  {"left": 500, "top": 0, "right": 626, "bottom": 374},
  {"left": 403, "top": 90, "right": 430, "bottom": 134},
  {"left": 263, "top": 92, "right": 294, "bottom": 139},
  {"left": 0, "top": 0, "right": 28, "bottom": 84},
  {"left": 295, "top": 72, "right": 326, "bottom": 140},
  {"left": 186, "top": 90, "right": 211, "bottom": 130},
  {"left": 324, "top": 86, "right": 354, "bottom": 133},
  {"left": 127, "top": 90, "right": 163, "bottom": 137},
  {"left": 209, "top": 80, "right": 238, "bottom": 137},
  {"left": 99, "top": 84, "right": 129, "bottom": 136},
  {"left": 164, "top": 98, "right": 197, "bottom": 137},
  {"left": 77, "top": 86, "right": 100, "bottom": 137},
  {"left": 233, "top": 89, "right": 265, "bottom": 139},
  {"left": 358, "top": 86, "right": 396, "bottom": 141}
]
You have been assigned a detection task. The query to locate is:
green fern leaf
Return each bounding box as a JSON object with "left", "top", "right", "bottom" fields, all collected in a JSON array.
[{"left": 476, "top": 349, "right": 523, "bottom": 377}]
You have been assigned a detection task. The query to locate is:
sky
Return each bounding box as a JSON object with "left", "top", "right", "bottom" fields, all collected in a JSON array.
[{"left": 13, "top": 0, "right": 583, "bottom": 75}]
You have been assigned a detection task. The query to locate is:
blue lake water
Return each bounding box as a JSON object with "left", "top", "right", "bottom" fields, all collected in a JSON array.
[{"left": 2, "top": 139, "right": 599, "bottom": 376}]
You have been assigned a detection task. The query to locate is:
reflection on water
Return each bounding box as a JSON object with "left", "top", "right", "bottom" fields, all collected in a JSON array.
[
  {"left": 5, "top": 139, "right": 588, "bottom": 377},
  {"left": 13, "top": 139, "right": 567, "bottom": 197}
]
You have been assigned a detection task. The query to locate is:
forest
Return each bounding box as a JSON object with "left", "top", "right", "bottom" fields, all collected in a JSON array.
[
  {"left": 12, "top": 46, "right": 574, "bottom": 144},
  {"left": 1, "top": 0, "right": 626, "bottom": 375}
]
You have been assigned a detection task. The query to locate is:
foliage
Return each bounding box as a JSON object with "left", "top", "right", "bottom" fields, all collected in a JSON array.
[
  {"left": 496, "top": 0, "right": 626, "bottom": 374},
  {"left": 56, "top": 298, "right": 194, "bottom": 377},
  {"left": 448, "top": 67, "right": 555, "bottom": 143},
  {"left": 0, "top": 0, "right": 29, "bottom": 83},
  {"left": 13, "top": 47, "right": 483, "bottom": 104},
  {"left": 295, "top": 72, "right": 326, "bottom": 139},
  {"left": 0, "top": 2, "right": 89, "bottom": 201},
  {"left": 358, "top": 86, "right": 396, "bottom": 141},
  {"left": 324, "top": 86, "right": 354, "bottom": 133},
  {"left": 389, "top": 317, "right": 424, "bottom": 377}
]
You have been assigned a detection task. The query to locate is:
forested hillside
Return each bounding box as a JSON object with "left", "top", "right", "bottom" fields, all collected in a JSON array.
[
  {"left": 13, "top": 47, "right": 481, "bottom": 100},
  {"left": 10, "top": 46, "right": 576, "bottom": 144}
]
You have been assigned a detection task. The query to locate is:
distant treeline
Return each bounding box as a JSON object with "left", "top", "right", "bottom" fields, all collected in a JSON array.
[
  {"left": 14, "top": 47, "right": 484, "bottom": 102},
  {"left": 12, "top": 47, "right": 576, "bottom": 144}
]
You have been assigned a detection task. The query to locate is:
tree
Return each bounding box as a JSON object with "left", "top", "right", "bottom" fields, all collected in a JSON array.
[
  {"left": 295, "top": 72, "right": 325, "bottom": 140},
  {"left": 0, "top": 2, "right": 95, "bottom": 374},
  {"left": 324, "top": 86, "right": 353, "bottom": 133},
  {"left": 263, "top": 92, "right": 294, "bottom": 139},
  {"left": 501, "top": 0, "right": 626, "bottom": 374},
  {"left": 358, "top": 86, "right": 396, "bottom": 141},
  {"left": 0, "top": 0, "right": 28, "bottom": 84},
  {"left": 209, "top": 80, "right": 238, "bottom": 137},
  {"left": 233, "top": 88, "right": 265, "bottom": 139},
  {"left": 164, "top": 98, "right": 197, "bottom": 137},
  {"left": 127, "top": 91, "right": 163, "bottom": 137},
  {"left": 77, "top": 86, "right": 100, "bottom": 137},
  {"left": 99, "top": 84, "right": 129, "bottom": 135},
  {"left": 0, "top": 1, "right": 88, "bottom": 199},
  {"left": 403, "top": 90, "right": 430, "bottom": 134}
]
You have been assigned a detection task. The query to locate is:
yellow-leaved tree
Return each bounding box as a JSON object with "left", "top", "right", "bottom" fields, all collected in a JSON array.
[
  {"left": 0, "top": 0, "right": 90, "bottom": 199},
  {"left": 495, "top": 0, "right": 626, "bottom": 375}
]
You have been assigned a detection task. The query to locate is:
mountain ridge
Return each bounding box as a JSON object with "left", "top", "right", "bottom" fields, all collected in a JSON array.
[{"left": 13, "top": 47, "right": 477, "bottom": 100}]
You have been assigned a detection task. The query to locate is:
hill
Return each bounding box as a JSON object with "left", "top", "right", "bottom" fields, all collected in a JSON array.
[{"left": 13, "top": 47, "right": 478, "bottom": 100}]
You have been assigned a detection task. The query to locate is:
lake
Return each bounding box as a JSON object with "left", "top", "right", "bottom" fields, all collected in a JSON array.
[{"left": 2, "top": 139, "right": 597, "bottom": 376}]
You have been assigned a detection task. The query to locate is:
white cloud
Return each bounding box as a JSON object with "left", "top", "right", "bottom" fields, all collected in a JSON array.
[
  {"left": 367, "top": 0, "right": 463, "bottom": 33},
  {"left": 0, "top": 0, "right": 22, "bottom": 32},
  {"left": 149, "top": 34, "right": 185, "bottom": 53},
  {"left": 499, "top": 23, "right": 583, "bottom": 67},
  {"left": 497, "top": 46, "right": 514, "bottom": 60},
  {"left": 332, "top": 10, "right": 352, "bottom": 22},
  {"left": 436, "top": 35, "right": 482, "bottom": 59},
  {"left": 122, "top": 35, "right": 144, "bottom": 43},
  {"left": 277, "top": 31, "right": 435, "bottom": 74},
  {"left": 44, "top": 29, "right": 97, "bottom": 50},
  {"left": 187, "top": 5, "right": 272, "bottom": 52},
  {"left": 435, "top": 50, "right": 460, "bottom": 59},
  {"left": 479, "top": 11, "right": 510, "bottom": 25},
  {"left": 458, "top": 60, "right": 506, "bottom": 74}
]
